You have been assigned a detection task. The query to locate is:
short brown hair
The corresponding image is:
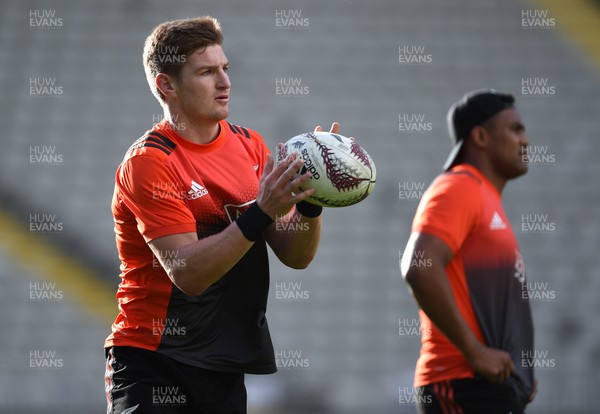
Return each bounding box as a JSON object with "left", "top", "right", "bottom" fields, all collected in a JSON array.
[{"left": 143, "top": 16, "right": 223, "bottom": 102}]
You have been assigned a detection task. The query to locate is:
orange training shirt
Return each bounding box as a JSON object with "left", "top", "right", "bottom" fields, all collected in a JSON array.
[
  {"left": 411, "top": 164, "right": 534, "bottom": 403},
  {"left": 105, "top": 119, "right": 277, "bottom": 374}
]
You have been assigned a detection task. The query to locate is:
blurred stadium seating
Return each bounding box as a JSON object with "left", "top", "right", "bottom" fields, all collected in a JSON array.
[{"left": 1, "top": 0, "right": 599, "bottom": 412}]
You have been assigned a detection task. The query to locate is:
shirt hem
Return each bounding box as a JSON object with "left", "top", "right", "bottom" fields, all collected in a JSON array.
[
  {"left": 104, "top": 343, "right": 277, "bottom": 374},
  {"left": 144, "top": 222, "right": 197, "bottom": 242}
]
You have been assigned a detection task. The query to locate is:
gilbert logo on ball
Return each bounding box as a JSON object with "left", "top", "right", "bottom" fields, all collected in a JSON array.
[{"left": 278, "top": 132, "right": 376, "bottom": 207}]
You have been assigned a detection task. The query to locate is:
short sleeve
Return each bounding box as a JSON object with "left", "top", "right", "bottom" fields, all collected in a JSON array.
[
  {"left": 412, "top": 173, "right": 482, "bottom": 253},
  {"left": 117, "top": 155, "right": 197, "bottom": 242}
]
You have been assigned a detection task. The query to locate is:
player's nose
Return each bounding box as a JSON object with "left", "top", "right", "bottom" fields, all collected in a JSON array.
[
  {"left": 216, "top": 69, "right": 231, "bottom": 89},
  {"left": 520, "top": 131, "right": 530, "bottom": 147}
]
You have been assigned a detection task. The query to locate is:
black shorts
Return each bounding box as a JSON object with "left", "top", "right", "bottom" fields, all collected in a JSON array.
[
  {"left": 105, "top": 346, "right": 247, "bottom": 414},
  {"left": 416, "top": 378, "right": 526, "bottom": 414}
]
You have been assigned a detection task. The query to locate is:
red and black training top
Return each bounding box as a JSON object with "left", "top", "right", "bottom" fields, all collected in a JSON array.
[
  {"left": 411, "top": 164, "right": 534, "bottom": 404},
  {"left": 105, "top": 119, "right": 276, "bottom": 374}
]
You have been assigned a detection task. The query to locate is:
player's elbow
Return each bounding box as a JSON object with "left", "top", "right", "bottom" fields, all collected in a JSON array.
[
  {"left": 179, "top": 284, "right": 207, "bottom": 297},
  {"left": 277, "top": 247, "right": 316, "bottom": 270},
  {"left": 403, "top": 266, "right": 427, "bottom": 288},
  {"left": 169, "top": 268, "right": 208, "bottom": 297},
  {"left": 282, "top": 254, "right": 315, "bottom": 270},
  {"left": 284, "top": 257, "right": 312, "bottom": 270},
  {"left": 403, "top": 271, "right": 415, "bottom": 287}
]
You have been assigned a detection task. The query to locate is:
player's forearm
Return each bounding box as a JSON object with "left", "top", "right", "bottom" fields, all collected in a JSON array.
[
  {"left": 268, "top": 210, "right": 322, "bottom": 269},
  {"left": 405, "top": 267, "right": 483, "bottom": 361},
  {"left": 169, "top": 224, "right": 254, "bottom": 296}
]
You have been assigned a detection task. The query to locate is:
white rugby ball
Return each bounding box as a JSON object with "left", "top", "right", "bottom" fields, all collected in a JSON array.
[{"left": 277, "top": 132, "right": 376, "bottom": 207}]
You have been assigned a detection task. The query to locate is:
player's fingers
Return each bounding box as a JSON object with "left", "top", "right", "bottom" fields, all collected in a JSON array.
[
  {"left": 290, "top": 187, "right": 316, "bottom": 204},
  {"left": 497, "top": 369, "right": 506, "bottom": 383},
  {"left": 314, "top": 125, "right": 322, "bottom": 132},
  {"left": 329, "top": 122, "right": 340, "bottom": 133},
  {"left": 270, "top": 152, "right": 298, "bottom": 180},
  {"left": 286, "top": 169, "right": 312, "bottom": 193},
  {"left": 486, "top": 372, "right": 500, "bottom": 384},
  {"left": 486, "top": 366, "right": 500, "bottom": 384},
  {"left": 500, "top": 352, "right": 514, "bottom": 382},
  {"left": 277, "top": 158, "right": 304, "bottom": 187},
  {"left": 260, "top": 154, "right": 274, "bottom": 184},
  {"left": 500, "top": 360, "right": 513, "bottom": 383},
  {"left": 507, "top": 358, "right": 515, "bottom": 374}
]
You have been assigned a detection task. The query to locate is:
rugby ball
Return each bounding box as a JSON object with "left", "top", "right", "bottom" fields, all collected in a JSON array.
[{"left": 277, "top": 132, "right": 376, "bottom": 207}]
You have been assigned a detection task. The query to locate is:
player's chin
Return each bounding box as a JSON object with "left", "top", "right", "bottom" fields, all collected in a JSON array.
[
  {"left": 212, "top": 108, "right": 229, "bottom": 121},
  {"left": 515, "top": 161, "right": 529, "bottom": 176}
]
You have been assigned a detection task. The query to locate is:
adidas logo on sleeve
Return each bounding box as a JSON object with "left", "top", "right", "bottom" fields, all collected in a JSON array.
[{"left": 489, "top": 211, "right": 507, "bottom": 230}]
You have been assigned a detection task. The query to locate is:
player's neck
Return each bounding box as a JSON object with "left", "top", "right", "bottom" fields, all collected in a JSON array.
[
  {"left": 462, "top": 159, "right": 507, "bottom": 195},
  {"left": 484, "top": 171, "right": 507, "bottom": 195},
  {"left": 163, "top": 110, "right": 220, "bottom": 145}
]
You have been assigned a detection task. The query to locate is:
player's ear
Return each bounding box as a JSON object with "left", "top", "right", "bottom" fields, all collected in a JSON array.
[
  {"left": 470, "top": 125, "right": 489, "bottom": 150},
  {"left": 156, "top": 73, "right": 177, "bottom": 99}
]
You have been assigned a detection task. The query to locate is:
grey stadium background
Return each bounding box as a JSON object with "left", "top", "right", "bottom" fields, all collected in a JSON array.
[{"left": 1, "top": 0, "right": 599, "bottom": 413}]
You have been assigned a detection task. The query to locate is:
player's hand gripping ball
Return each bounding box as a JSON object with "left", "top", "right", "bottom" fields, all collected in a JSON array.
[{"left": 277, "top": 132, "right": 376, "bottom": 207}]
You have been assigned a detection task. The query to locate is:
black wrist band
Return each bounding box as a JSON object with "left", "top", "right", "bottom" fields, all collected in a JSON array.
[
  {"left": 295, "top": 200, "right": 323, "bottom": 218},
  {"left": 236, "top": 202, "right": 274, "bottom": 241}
]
